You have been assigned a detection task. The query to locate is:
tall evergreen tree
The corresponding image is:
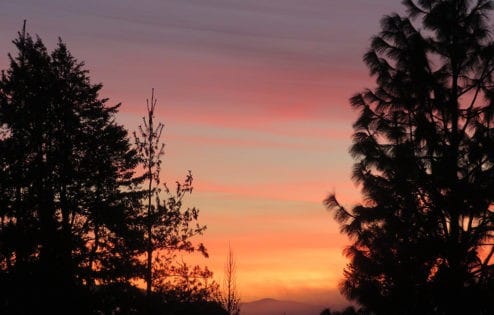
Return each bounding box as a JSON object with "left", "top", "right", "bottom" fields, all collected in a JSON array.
[
  {"left": 134, "top": 89, "right": 166, "bottom": 298},
  {"left": 133, "top": 90, "right": 208, "bottom": 299},
  {"left": 0, "top": 26, "right": 143, "bottom": 312},
  {"left": 326, "top": 1, "right": 494, "bottom": 314}
]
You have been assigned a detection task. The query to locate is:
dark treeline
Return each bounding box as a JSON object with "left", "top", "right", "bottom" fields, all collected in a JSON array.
[
  {"left": 326, "top": 0, "right": 494, "bottom": 314},
  {"left": 320, "top": 306, "right": 361, "bottom": 315},
  {"left": 0, "top": 25, "right": 225, "bottom": 314}
]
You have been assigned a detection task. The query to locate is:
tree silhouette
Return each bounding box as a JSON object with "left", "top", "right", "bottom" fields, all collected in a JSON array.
[
  {"left": 0, "top": 24, "right": 143, "bottom": 313},
  {"left": 0, "top": 24, "right": 226, "bottom": 314},
  {"left": 320, "top": 308, "right": 332, "bottom": 315},
  {"left": 320, "top": 306, "right": 359, "bottom": 315},
  {"left": 157, "top": 261, "right": 220, "bottom": 303},
  {"left": 325, "top": 1, "right": 494, "bottom": 314},
  {"left": 133, "top": 90, "right": 208, "bottom": 298},
  {"left": 220, "top": 244, "right": 240, "bottom": 315},
  {"left": 134, "top": 89, "right": 166, "bottom": 298}
]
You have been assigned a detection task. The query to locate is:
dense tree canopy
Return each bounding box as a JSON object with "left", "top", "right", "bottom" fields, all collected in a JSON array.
[
  {"left": 326, "top": 0, "right": 494, "bottom": 314},
  {"left": 0, "top": 26, "right": 223, "bottom": 314},
  {"left": 0, "top": 27, "right": 144, "bottom": 313}
]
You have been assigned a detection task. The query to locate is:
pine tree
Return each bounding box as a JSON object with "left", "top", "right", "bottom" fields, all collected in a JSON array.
[
  {"left": 326, "top": 1, "right": 494, "bottom": 314},
  {"left": 0, "top": 25, "right": 143, "bottom": 312},
  {"left": 133, "top": 90, "right": 208, "bottom": 299}
]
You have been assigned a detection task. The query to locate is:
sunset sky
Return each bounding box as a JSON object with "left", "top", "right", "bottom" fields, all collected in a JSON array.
[{"left": 1, "top": 0, "right": 405, "bottom": 308}]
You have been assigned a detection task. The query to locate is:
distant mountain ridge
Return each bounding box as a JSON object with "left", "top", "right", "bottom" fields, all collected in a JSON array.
[{"left": 240, "top": 298, "right": 324, "bottom": 315}]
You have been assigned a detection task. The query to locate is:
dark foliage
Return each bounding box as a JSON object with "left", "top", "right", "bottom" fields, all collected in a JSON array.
[
  {"left": 320, "top": 309, "right": 332, "bottom": 315},
  {"left": 326, "top": 1, "right": 494, "bottom": 314},
  {"left": 90, "top": 282, "right": 227, "bottom": 315},
  {"left": 0, "top": 25, "right": 223, "bottom": 314},
  {"left": 320, "top": 306, "right": 359, "bottom": 315},
  {"left": 133, "top": 90, "right": 209, "bottom": 299},
  {"left": 0, "top": 25, "right": 144, "bottom": 313}
]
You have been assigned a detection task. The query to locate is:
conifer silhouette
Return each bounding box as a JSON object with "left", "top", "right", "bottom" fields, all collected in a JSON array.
[{"left": 326, "top": 1, "right": 494, "bottom": 313}]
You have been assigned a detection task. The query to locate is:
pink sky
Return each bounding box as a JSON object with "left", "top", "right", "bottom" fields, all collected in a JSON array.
[{"left": 0, "top": 0, "right": 405, "bottom": 307}]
